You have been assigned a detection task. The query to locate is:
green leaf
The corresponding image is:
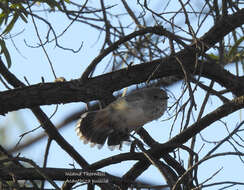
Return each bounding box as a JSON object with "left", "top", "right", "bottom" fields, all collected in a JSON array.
[
  {"left": 1, "top": 13, "right": 18, "bottom": 35},
  {"left": 41, "top": 0, "right": 62, "bottom": 11},
  {"left": 206, "top": 53, "right": 219, "bottom": 61},
  {"left": 0, "top": 13, "right": 6, "bottom": 26},
  {"left": 0, "top": 128, "right": 6, "bottom": 145},
  {"left": 230, "top": 50, "right": 244, "bottom": 62},
  {"left": 17, "top": 3, "right": 29, "bottom": 18},
  {"left": 19, "top": 12, "right": 28, "bottom": 23},
  {"left": 228, "top": 36, "right": 244, "bottom": 59},
  {"left": 0, "top": 39, "right": 12, "bottom": 68}
]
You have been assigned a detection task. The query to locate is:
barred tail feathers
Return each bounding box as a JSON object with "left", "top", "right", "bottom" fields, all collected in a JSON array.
[
  {"left": 75, "top": 110, "right": 112, "bottom": 147},
  {"left": 75, "top": 110, "right": 131, "bottom": 149}
]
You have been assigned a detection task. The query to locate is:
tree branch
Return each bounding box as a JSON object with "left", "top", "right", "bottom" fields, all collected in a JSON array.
[
  {"left": 123, "top": 95, "right": 244, "bottom": 180},
  {"left": 1, "top": 9, "right": 243, "bottom": 115},
  {"left": 0, "top": 166, "right": 162, "bottom": 189},
  {"left": 0, "top": 58, "right": 242, "bottom": 115}
]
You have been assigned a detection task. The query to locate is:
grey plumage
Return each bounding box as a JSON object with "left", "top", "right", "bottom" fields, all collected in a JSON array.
[{"left": 75, "top": 87, "right": 168, "bottom": 150}]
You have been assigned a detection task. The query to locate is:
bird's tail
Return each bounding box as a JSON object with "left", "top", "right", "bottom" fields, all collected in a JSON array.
[{"left": 75, "top": 110, "right": 130, "bottom": 149}]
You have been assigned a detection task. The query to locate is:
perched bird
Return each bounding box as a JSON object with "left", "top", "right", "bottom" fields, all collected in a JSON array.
[{"left": 75, "top": 87, "right": 168, "bottom": 150}]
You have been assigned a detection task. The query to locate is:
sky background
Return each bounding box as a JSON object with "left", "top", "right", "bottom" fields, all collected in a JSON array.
[{"left": 1, "top": 1, "right": 244, "bottom": 189}]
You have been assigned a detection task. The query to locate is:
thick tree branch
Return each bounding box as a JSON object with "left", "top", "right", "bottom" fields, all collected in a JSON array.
[
  {"left": 81, "top": 25, "right": 188, "bottom": 80},
  {"left": 0, "top": 167, "right": 162, "bottom": 189},
  {"left": 123, "top": 95, "right": 244, "bottom": 180},
  {"left": 8, "top": 109, "right": 85, "bottom": 153},
  {"left": 32, "top": 95, "right": 243, "bottom": 181},
  {"left": 0, "top": 9, "right": 243, "bottom": 115},
  {"left": 0, "top": 59, "right": 113, "bottom": 189},
  {"left": 0, "top": 59, "right": 90, "bottom": 169},
  {"left": 0, "top": 59, "right": 243, "bottom": 115},
  {"left": 81, "top": 8, "right": 244, "bottom": 79}
]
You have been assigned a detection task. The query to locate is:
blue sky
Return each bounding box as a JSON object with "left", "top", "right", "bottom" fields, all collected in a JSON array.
[{"left": 1, "top": 1, "right": 244, "bottom": 189}]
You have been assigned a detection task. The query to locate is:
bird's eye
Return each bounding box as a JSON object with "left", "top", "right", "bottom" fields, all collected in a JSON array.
[{"left": 153, "top": 95, "right": 158, "bottom": 99}]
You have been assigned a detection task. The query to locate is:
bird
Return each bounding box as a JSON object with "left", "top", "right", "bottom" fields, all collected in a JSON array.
[{"left": 75, "top": 87, "right": 168, "bottom": 150}]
